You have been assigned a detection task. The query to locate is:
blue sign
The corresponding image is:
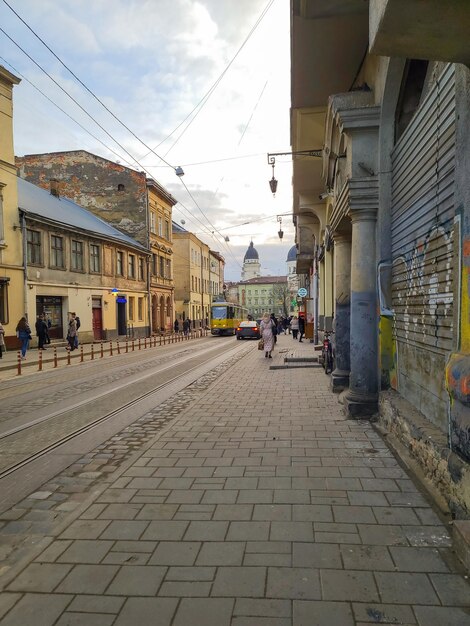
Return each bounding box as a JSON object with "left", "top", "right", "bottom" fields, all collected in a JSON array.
[
  {"left": 297, "top": 288, "right": 308, "bottom": 297},
  {"left": 116, "top": 297, "right": 127, "bottom": 303}
]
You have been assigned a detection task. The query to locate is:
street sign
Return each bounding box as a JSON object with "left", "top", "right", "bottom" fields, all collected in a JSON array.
[{"left": 297, "top": 288, "right": 307, "bottom": 297}]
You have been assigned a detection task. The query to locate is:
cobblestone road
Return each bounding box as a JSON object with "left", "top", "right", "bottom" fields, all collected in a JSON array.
[{"left": 0, "top": 334, "right": 469, "bottom": 625}]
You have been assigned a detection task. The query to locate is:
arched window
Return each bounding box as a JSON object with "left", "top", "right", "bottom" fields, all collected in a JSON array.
[{"left": 118, "top": 184, "right": 125, "bottom": 192}]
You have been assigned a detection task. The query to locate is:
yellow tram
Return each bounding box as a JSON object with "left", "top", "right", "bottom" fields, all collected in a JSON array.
[{"left": 210, "top": 302, "right": 248, "bottom": 336}]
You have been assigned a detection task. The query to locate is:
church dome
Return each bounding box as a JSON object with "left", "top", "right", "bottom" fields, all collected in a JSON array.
[
  {"left": 287, "top": 245, "right": 297, "bottom": 262},
  {"left": 244, "top": 241, "right": 259, "bottom": 261}
]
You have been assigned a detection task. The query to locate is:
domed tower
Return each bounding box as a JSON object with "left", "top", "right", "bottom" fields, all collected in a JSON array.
[
  {"left": 241, "top": 241, "right": 261, "bottom": 280},
  {"left": 286, "top": 245, "right": 299, "bottom": 303}
]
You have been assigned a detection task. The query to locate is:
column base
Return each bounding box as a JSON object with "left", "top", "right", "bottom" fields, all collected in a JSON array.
[
  {"left": 330, "top": 368, "right": 350, "bottom": 393},
  {"left": 344, "top": 389, "right": 378, "bottom": 419}
]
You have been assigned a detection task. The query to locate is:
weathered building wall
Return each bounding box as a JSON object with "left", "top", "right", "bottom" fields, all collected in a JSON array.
[{"left": 16, "top": 151, "right": 148, "bottom": 245}]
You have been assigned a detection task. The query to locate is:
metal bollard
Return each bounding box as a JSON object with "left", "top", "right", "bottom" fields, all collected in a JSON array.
[
  {"left": 117, "top": 340, "right": 120, "bottom": 355},
  {"left": 144, "top": 337, "right": 147, "bottom": 349},
  {"left": 91, "top": 344, "right": 94, "bottom": 360},
  {"left": 80, "top": 345, "right": 84, "bottom": 362},
  {"left": 138, "top": 338, "right": 141, "bottom": 350},
  {"left": 132, "top": 339, "right": 135, "bottom": 351},
  {"left": 125, "top": 340, "right": 128, "bottom": 353},
  {"left": 38, "top": 350, "right": 43, "bottom": 371},
  {"left": 159, "top": 335, "right": 162, "bottom": 346},
  {"left": 67, "top": 349, "right": 71, "bottom": 366},
  {"left": 17, "top": 350, "right": 22, "bottom": 376},
  {"left": 100, "top": 342, "right": 104, "bottom": 358},
  {"left": 53, "top": 346, "right": 58, "bottom": 368},
  {"left": 109, "top": 341, "right": 113, "bottom": 356}
]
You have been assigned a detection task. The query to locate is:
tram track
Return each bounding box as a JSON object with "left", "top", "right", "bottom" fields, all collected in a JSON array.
[{"left": 0, "top": 340, "right": 251, "bottom": 481}]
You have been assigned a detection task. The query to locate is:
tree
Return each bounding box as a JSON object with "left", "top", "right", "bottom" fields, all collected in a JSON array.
[{"left": 272, "top": 282, "right": 290, "bottom": 317}]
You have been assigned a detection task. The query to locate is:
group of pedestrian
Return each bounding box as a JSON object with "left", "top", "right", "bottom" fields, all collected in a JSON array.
[
  {"left": 260, "top": 312, "right": 307, "bottom": 359},
  {"left": 174, "top": 318, "right": 192, "bottom": 336}
]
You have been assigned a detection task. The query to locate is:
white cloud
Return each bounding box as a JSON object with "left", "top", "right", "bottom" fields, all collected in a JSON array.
[{"left": 2, "top": 0, "right": 292, "bottom": 278}]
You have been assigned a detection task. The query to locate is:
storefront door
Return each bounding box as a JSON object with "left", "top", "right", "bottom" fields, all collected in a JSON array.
[{"left": 36, "top": 296, "right": 63, "bottom": 339}]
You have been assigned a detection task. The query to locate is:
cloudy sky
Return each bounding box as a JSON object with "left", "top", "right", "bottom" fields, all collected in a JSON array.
[{"left": 0, "top": 0, "right": 293, "bottom": 280}]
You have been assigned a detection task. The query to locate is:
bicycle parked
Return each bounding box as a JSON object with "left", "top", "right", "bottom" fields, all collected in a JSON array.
[{"left": 320, "top": 330, "right": 334, "bottom": 375}]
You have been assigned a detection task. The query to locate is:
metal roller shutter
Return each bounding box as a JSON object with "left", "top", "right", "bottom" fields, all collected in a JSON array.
[{"left": 390, "top": 64, "right": 455, "bottom": 426}]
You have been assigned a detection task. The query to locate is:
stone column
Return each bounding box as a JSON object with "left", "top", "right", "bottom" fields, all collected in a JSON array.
[
  {"left": 344, "top": 208, "right": 379, "bottom": 417},
  {"left": 331, "top": 233, "right": 351, "bottom": 392}
]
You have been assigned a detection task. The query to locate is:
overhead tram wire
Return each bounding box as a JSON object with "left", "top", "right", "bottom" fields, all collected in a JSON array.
[
  {"left": 0, "top": 14, "right": 251, "bottom": 252},
  {"left": 1, "top": 0, "right": 175, "bottom": 173},
  {"left": 0, "top": 57, "right": 139, "bottom": 172},
  {"left": 0, "top": 2, "right": 266, "bottom": 265},
  {"left": 141, "top": 0, "right": 276, "bottom": 159},
  {"left": 0, "top": 30, "right": 222, "bottom": 243},
  {"left": 1, "top": 0, "right": 274, "bottom": 171}
]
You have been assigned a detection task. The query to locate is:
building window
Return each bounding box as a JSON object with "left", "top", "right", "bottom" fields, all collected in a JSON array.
[
  {"left": 165, "top": 220, "right": 170, "bottom": 240},
  {"left": 27, "top": 229, "right": 41, "bottom": 265},
  {"left": 50, "top": 235, "right": 64, "bottom": 268},
  {"left": 138, "top": 297, "right": 144, "bottom": 321},
  {"left": 116, "top": 251, "right": 124, "bottom": 276},
  {"left": 152, "top": 254, "right": 157, "bottom": 275},
  {"left": 71, "top": 240, "right": 84, "bottom": 271},
  {"left": 89, "top": 244, "right": 100, "bottom": 273},
  {"left": 159, "top": 256, "right": 164, "bottom": 277},
  {"left": 165, "top": 258, "right": 171, "bottom": 279},
  {"left": 150, "top": 212, "right": 156, "bottom": 234},
  {"left": 158, "top": 217, "right": 163, "bottom": 237},
  {"left": 118, "top": 183, "right": 125, "bottom": 192},
  {"left": 128, "top": 296, "right": 135, "bottom": 321},
  {"left": 128, "top": 254, "right": 136, "bottom": 279},
  {"left": 139, "top": 257, "right": 145, "bottom": 281}
]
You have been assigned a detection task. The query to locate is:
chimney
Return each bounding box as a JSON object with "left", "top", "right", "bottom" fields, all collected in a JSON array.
[{"left": 50, "top": 178, "right": 60, "bottom": 197}]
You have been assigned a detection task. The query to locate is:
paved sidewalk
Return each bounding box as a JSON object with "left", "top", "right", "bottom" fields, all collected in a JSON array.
[{"left": 0, "top": 334, "right": 469, "bottom": 625}]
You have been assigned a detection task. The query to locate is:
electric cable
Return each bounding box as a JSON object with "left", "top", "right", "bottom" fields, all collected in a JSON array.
[
  {"left": 1, "top": 0, "right": 177, "bottom": 172},
  {"left": 142, "top": 0, "right": 275, "bottom": 158},
  {"left": 0, "top": 56, "right": 140, "bottom": 172}
]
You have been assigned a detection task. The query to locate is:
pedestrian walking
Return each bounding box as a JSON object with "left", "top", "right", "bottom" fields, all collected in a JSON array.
[
  {"left": 0, "top": 321, "right": 5, "bottom": 358},
  {"left": 35, "top": 314, "right": 49, "bottom": 350},
  {"left": 290, "top": 315, "right": 299, "bottom": 340},
  {"left": 73, "top": 312, "right": 80, "bottom": 349},
  {"left": 16, "top": 316, "right": 32, "bottom": 359},
  {"left": 183, "top": 319, "right": 190, "bottom": 336},
  {"left": 66, "top": 312, "right": 77, "bottom": 351},
  {"left": 260, "top": 312, "right": 276, "bottom": 359},
  {"left": 174, "top": 319, "right": 179, "bottom": 333},
  {"left": 298, "top": 315, "right": 305, "bottom": 342}
]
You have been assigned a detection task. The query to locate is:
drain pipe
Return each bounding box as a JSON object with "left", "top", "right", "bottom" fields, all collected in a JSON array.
[{"left": 20, "top": 210, "right": 28, "bottom": 319}]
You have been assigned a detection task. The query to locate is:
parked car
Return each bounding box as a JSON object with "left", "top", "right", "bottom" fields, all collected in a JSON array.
[{"left": 235, "top": 320, "right": 261, "bottom": 340}]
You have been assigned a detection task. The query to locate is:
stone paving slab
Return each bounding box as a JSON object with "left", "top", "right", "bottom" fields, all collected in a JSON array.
[{"left": 0, "top": 335, "right": 469, "bottom": 624}]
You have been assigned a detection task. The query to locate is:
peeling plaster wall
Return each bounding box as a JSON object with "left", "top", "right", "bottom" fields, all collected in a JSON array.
[{"left": 16, "top": 151, "right": 148, "bottom": 245}]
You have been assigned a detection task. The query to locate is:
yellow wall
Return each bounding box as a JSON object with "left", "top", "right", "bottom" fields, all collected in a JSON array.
[{"left": 0, "top": 67, "right": 25, "bottom": 342}]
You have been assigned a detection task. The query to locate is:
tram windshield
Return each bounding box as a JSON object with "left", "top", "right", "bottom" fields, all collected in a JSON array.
[{"left": 211, "top": 306, "right": 227, "bottom": 320}]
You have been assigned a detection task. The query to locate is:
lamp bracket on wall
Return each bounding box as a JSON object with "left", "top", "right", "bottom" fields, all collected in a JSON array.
[{"left": 267, "top": 149, "right": 323, "bottom": 196}]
